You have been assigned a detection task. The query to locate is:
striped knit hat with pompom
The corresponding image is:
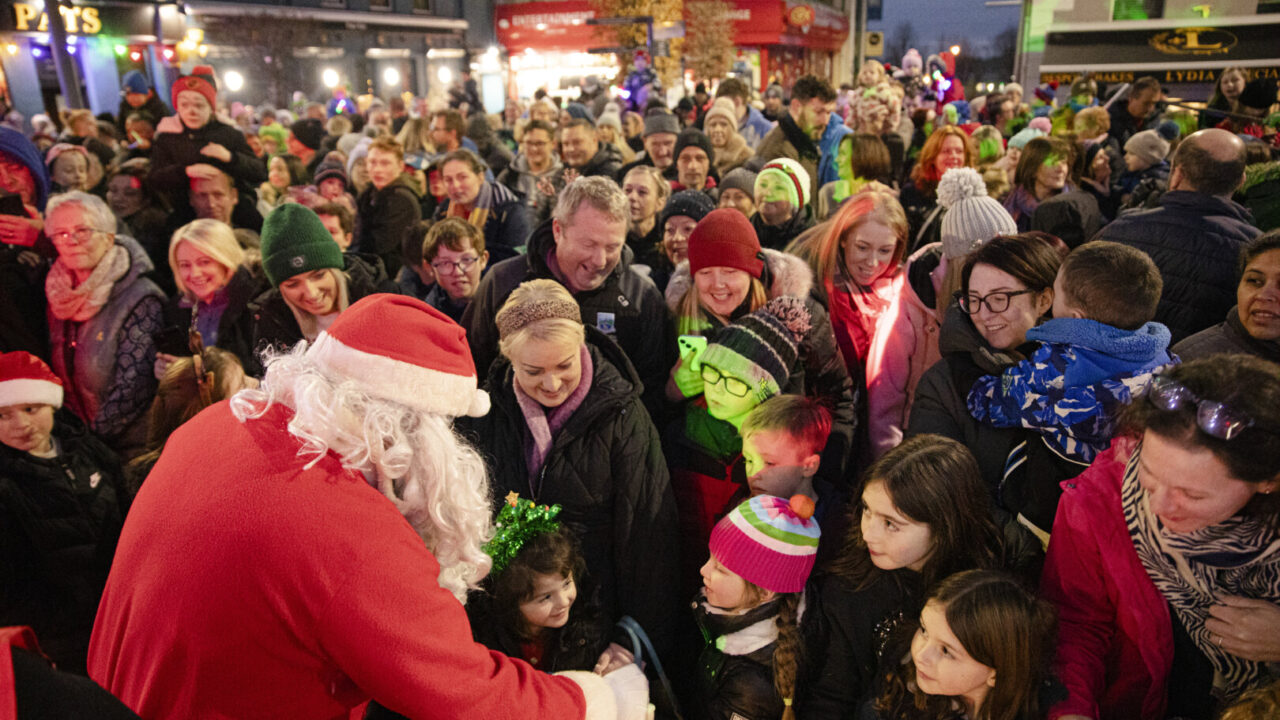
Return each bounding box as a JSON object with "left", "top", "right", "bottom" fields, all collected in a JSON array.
[
  {"left": 700, "top": 295, "right": 812, "bottom": 402},
  {"left": 711, "top": 494, "right": 820, "bottom": 593}
]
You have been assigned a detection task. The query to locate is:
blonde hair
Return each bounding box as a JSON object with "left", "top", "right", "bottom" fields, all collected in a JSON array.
[
  {"left": 496, "top": 279, "right": 585, "bottom": 361},
  {"left": 169, "top": 219, "right": 246, "bottom": 299},
  {"left": 675, "top": 276, "right": 769, "bottom": 336}
]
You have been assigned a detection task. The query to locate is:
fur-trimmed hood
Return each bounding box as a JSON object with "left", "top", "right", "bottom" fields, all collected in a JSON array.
[{"left": 664, "top": 247, "right": 814, "bottom": 312}]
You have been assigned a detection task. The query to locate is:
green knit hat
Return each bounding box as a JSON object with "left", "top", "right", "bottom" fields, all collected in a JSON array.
[
  {"left": 700, "top": 296, "right": 811, "bottom": 402},
  {"left": 260, "top": 204, "right": 344, "bottom": 287}
]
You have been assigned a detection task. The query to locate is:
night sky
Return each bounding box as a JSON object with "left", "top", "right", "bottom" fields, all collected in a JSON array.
[{"left": 868, "top": 0, "right": 1023, "bottom": 60}]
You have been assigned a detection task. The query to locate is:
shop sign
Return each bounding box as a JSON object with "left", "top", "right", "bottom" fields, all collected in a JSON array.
[
  {"left": 2, "top": 2, "right": 185, "bottom": 38},
  {"left": 787, "top": 5, "right": 815, "bottom": 29},
  {"left": 495, "top": 0, "right": 615, "bottom": 54},
  {"left": 1040, "top": 65, "right": 1280, "bottom": 85},
  {"left": 780, "top": 0, "right": 848, "bottom": 51},
  {"left": 1043, "top": 21, "right": 1280, "bottom": 67},
  {"left": 1149, "top": 27, "right": 1237, "bottom": 56},
  {"left": 10, "top": 3, "right": 102, "bottom": 34}
]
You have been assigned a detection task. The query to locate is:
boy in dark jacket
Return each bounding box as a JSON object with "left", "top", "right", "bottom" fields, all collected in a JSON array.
[
  {"left": 0, "top": 352, "right": 128, "bottom": 675},
  {"left": 1115, "top": 123, "right": 1177, "bottom": 210}
]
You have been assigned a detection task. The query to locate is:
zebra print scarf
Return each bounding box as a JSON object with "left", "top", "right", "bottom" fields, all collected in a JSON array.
[{"left": 1121, "top": 441, "right": 1280, "bottom": 699}]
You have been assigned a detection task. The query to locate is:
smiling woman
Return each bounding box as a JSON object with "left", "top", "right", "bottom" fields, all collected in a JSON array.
[{"left": 1175, "top": 231, "right": 1280, "bottom": 365}]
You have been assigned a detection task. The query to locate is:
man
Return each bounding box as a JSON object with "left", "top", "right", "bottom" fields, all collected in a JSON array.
[
  {"left": 303, "top": 101, "right": 326, "bottom": 121},
  {"left": 1099, "top": 128, "right": 1260, "bottom": 342},
  {"left": 462, "top": 176, "right": 675, "bottom": 417},
  {"left": 314, "top": 201, "right": 354, "bottom": 251},
  {"left": 174, "top": 165, "right": 264, "bottom": 247},
  {"left": 615, "top": 112, "right": 680, "bottom": 182},
  {"left": 355, "top": 135, "right": 422, "bottom": 276},
  {"left": 496, "top": 119, "right": 563, "bottom": 226},
  {"left": 389, "top": 96, "right": 409, "bottom": 134},
  {"left": 288, "top": 118, "right": 323, "bottom": 169},
  {"left": 432, "top": 109, "right": 466, "bottom": 153},
  {"left": 672, "top": 127, "right": 716, "bottom": 197},
  {"left": 1108, "top": 76, "right": 1161, "bottom": 147},
  {"left": 88, "top": 294, "right": 629, "bottom": 719},
  {"left": 714, "top": 77, "right": 775, "bottom": 150},
  {"left": 761, "top": 83, "right": 785, "bottom": 122},
  {"left": 556, "top": 118, "right": 622, "bottom": 182},
  {"left": 753, "top": 74, "right": 836, "bottom": 206}
]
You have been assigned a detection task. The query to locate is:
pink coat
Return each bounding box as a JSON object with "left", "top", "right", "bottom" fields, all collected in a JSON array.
[
  {"left": 866, "top": 244, "right": 944, "bottom": 456},
  {"left": 1040, "top": 437, "right": 1173, "bottom": 720}
]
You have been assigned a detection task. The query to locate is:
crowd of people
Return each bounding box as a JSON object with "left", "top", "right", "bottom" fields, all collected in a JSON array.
[{"left": 2, "top": 55, "right": 1280, "bottom": 720}]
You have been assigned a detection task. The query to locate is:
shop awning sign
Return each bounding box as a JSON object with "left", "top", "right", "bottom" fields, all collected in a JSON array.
[{"left": 1040, "top": 18, "right": 1280, "bottom": 73}]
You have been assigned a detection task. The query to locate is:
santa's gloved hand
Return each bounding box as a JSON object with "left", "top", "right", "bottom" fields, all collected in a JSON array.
[{"left": 602, "top": 663, "right": 649, "bottom": 720}]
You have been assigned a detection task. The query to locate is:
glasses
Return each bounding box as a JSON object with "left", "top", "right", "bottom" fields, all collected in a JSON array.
[
  {"left": 1146, "top": 376, "right": 1256, "bottom": 440},
  {"left": 700, "top": 364, "right": 750, "bottom": 398},
  {"left": 49, "top": 226, "right": 103, "bottom": 245},
  {"left": 956, "top": 289, "right": 1037, "bottom": 315},
  {"left": 431, "top": 255, "right": 481, "bottom": 274}
]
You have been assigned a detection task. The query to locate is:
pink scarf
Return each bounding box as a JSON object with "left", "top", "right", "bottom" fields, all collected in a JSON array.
[
  {"left": 45, "top": 244, "right": 130, "bottom": 321},
  {"left": 513, "top": 344, "right": 594, "bottom": 494}
]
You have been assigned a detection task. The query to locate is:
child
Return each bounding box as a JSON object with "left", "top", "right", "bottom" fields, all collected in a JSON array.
[
  {"left": 298, "top": 159, "right": 357, "bottom": 216},
  {"left": 695, "top": 494, "right": 819, "bottom": 720},
  {"left": 663, "top": 296, "right": 811, "bottom": 595},
  {"left": 966, "top": 241, "right": 1172, "bottom": 537},
  {"left": 1116, "top": 122, "right": 1178, "bottom": 209},
  {"left": 0, "top": 351, "right": 129, "bottom": 674},
  {"left": 396, "top": 220, "right": 436, "bottom": 302},
  {"left": 795, "top": 434, "right": 1003, "bottom": 718},
  {"left": 422, "top": 217, "right": 489, "bottom": 323},
  {"left": 740, "top": 394, "right": 831, "bottom": 509},
  {"left": 45, "top": 143, "right": 91, "bottom": 195},
  {"left": 866, "top": 569, "right": 1057, "bottom": 720},
  {"left": 256, "top": 153, "right": 306, "bottom": 216}
]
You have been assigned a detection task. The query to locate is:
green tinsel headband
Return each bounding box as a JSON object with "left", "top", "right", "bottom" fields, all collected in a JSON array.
[{"left": 483, "top": 492, "right": 563, "bottom": 574}]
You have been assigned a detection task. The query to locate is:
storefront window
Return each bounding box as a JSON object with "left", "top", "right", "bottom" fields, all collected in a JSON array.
[
  {"left": 412, "top": 0, "right": 430, "bottom": 11},
  {"left": 369, "top": 0, "right": 391, "bottom": 10},
  {"left": 1113, "top": 0, "right": 1164, "bottom": 20}
]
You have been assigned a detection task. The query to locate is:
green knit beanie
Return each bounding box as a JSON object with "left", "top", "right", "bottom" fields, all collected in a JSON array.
[{"left": 260, "top": 204, "right": 344, "bottom": 287}]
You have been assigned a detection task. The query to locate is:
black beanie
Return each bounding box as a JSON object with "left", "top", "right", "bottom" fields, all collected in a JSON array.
[
  {"left": 674, "top": 127, "right": 715, "bottom": 168},
  {"left": 291, "top": 118, "right": 325, "bottom": 151},
  {"left": 660, "top": 189, "right": 716, "bottom": 229}
]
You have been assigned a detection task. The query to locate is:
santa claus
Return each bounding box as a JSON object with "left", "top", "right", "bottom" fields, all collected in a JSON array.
[{"left": 88, "top": 294, "right": 638, "bottom": 719}]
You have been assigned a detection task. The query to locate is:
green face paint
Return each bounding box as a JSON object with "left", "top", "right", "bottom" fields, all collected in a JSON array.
[
  {"left": 1042, "top": 153, "right": 1063, "bottom": 168},
  {"left": 756, "top": 174, "right": 794, "bottom": 205}
]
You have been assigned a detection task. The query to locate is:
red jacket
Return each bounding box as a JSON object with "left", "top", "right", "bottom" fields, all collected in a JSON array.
[
  {"left": 1040, "top": 437, "right": 1173, "bottom": 720},
  {"left": 89, "top": 402, "right": 588, "bottom": 720}
]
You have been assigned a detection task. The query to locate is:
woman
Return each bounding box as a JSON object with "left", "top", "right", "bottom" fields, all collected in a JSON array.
[
  {"left": 44, "top": 192, "right": 164, "bottom": 457},
  {"left": 106, "top": 161, "right": 173, "bottom": 292},
  {"left": 433, "top": 149, "right": 530, "bottom": 264},
  {"left": 900, "top": 125, "right": 976, "bottom": 252},
  {"left": 1043, "top": 356, "right": 1280, "bottom": 720},
  {"left": 456, "top": 278, "right": 680, "bottom": 657},
  {"left": 395, "top": 116, "right": 436, "bottom": 170},
  {"left": 0, "top": 127, "right": 52, "bottom": 358},
  {"left": 703, "top": 99, "right": 753, "bottom": 178},
  {"left": 148, "top": 65, "right": 266, "bottom": 226},
  {"left": 248, "top": 204, "right": 396, "bottom": 375},
  {"left": 1175, "top": 231, "right": 1280, "bottom": 364},
  {"left": 622, "top": 165, "right": 669, "bottom": 266},
  {"left": 1002, "top": 136, "right": 1074, "bottom": 231},
  {"left": 666, "top": 208, "right": 857, "bottom": 490},
  {"left": 1201, "top": 67, "right": 1250, "bottom": 130},
  {"left": 156, "top": 219, "right": 264, "bottom": 375}
]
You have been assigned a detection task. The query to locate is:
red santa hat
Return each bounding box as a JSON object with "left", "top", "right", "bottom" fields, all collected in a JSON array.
[
  {"left": 305, "top": 294, "right": 490, "bottom": 418},
  {"left": 0, "top": 351, "right": 64, "bottom": 409}
]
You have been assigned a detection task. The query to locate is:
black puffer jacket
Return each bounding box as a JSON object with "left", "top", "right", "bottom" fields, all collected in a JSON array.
[
  {"left": 692, "top": 596, "right": 786, "bottom": 720},
  {"left": 462, "top": 220, "right": 676, "bottom": 419},
  {"left": 0, "top": 411, "right": 128, "bottom": 674},
  {"left": 149, "top": 117, "right": 266, "bottom": 213},
  {"left": 1099, "top": 190, "right": 1260, "bottom": 343},
  {"left": 159, "top": 265, "right": 268, "bottom": 373},
  {"left": 355, "top": 175, "right": 422, "bottom": 278},
  {"left": 246, "top": 253, "right": 398, "bottom": 375},
  {"left": 457, "top": 328, "right": 679, "bottom": 655}
]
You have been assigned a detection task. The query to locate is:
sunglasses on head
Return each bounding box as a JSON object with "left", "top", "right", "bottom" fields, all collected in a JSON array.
[{"left": 1145, "top": 375, "right": 1256, "bottom": 441}]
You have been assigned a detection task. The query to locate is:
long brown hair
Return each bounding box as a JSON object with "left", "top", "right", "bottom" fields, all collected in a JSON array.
[
  {"left": 826, "top": 435, "right": 1003, "bottom": 591},
  {"left": 910, "top": 126, "right": 976, "bottom": 195},
  {"left": 875, "top": 570, "right": 1056, "bottom": 720},
  {"left": 791, "top": 190, "right": 907, "bottom": 293}
]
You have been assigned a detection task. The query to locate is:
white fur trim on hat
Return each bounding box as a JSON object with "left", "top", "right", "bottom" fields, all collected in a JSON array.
[
  {"left": 307, "top": 332, "right": 490, "bottom": 418},
  {"left": 0, "top": 378, "right": 64, "bottom": 409}
]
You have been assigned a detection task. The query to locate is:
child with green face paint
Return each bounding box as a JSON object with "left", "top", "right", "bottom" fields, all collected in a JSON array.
[{"left": 661, "top": 296, "right": 811, "bottom": 597}]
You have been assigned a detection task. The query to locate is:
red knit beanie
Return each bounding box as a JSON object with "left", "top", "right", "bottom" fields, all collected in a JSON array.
[
  {"left": 172, "top": 65, "right": 218, "bottom": 110},
  {"left": 687, "top": 207, "right": 764, "bottom": 279}
]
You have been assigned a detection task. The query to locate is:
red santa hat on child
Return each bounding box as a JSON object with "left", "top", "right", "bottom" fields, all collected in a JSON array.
[
  {"left": 305, "top": 294, "right": 490, "bottom": 418},
  {"left": 0, "top": 352, "right": 64, "bottom": 408}
]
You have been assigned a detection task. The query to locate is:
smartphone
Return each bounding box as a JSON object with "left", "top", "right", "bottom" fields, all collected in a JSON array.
[
  {"left": 155, "top": 326, "right": 191, "bottom": 356},
  {"left": 677, "top": 335, "right": 707, "bottom": 369},
  {"left": 0, "top": 193, "right": 25, "bottom": 217}
]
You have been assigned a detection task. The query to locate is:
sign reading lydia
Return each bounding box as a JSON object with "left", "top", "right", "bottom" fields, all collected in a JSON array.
[{"left": 1042, "top": 21, "right": 1280, "bottom": 68}]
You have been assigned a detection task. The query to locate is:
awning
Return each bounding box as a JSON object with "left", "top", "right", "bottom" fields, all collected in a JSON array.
[{"left": 184, "top": 0, "right": 467, "bottom": 32}]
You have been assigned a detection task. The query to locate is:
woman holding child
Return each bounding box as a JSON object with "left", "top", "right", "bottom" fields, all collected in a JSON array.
[{"left": 456, "top": 279, "right": 679, "bottom": 654}]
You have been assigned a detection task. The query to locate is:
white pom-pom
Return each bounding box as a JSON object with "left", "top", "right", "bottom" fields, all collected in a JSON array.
[
  {"left": 936, "top": 167, "right": 988, "bottom": 209},
  {"left": 466, "top": 389, "right": 491, "bottom": 418}
]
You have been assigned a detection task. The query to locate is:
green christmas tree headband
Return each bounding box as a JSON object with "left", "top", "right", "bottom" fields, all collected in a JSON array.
[{"left": 483, "top": 492, "right": 564, "bottom": 574}]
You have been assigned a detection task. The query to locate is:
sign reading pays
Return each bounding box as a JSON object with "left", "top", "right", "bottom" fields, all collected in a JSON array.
[{"left": 11, "top": 3, "right": 102, "bottom": 34}]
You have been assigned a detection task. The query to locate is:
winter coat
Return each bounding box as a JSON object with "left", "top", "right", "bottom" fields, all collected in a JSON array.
[
  {"left": 496, "top": 153, "right": 564, "bottom": 227},
  {"left": 456, "top": 329, "right": 680, "bottom": 657},
  {"left": 159, "top": 265, "right": 266, "bottom": 372},
  {"left": 615, "top": 152, "right": 678, "bottom": 185},
  {"left": 796, "top": 570, "right": 922, "bottom": 720},
  {"left": 665, "top": 249, "right": 858, "bottom": 490},
  {"left": 433, "top": 180, "right": 532, "bottom": 264},
  {"left": 738, "top": 105, "right": 777, "bottom": 151},
  {"left": 355, "top": 175, "right": 422, "bottom": 278},
  {"left": 0, "top": 243, "right": 49, "bottom": 358},
  {"left": 691, "top": 595, "right": 785, "bottom": 720},
  {"left": 553, "top": 145, "right": 624, "bottom": 182},
  {"left": 1041, "top": 438, "right": 1173, "bottom": 720},
  {"left": 246, "top": 253, "right": 398, "bottom": 376},
  {"left": 1239, "top": 161, "right": 1280, "bottom": 232},
  {"left": 967, "top": 318, "right": 1173, "bottom": 466},
  {"left": 115, "top": 94, "right": 171, "bottom": 133},
  {"left": 1030, "top": 189, "right": 1104, "bottom": 249},
  {"left": 47, "top": 236, "right": 164, "bottom": 454},
  {"left": 462, "top": 220, "right": 676, "bottom": 419},
  {"left": 149, "top": 117, "right": 267, "bottom": 214},
  {"left": 750, "top": 206, "right": 816, "bottom": 252},
  {"left": 0, "top": 412, "right": 127, "bottom": 674},
  {"left": 1098, "top": 190, "right": 1260, "bottom": 343},
  {"left": 1174, "top": 306, "right": 1280, "bottom": 364},
  {"left": 866, "top": 244, "right": 943, "bottom": 457},
  {"left": 899, "top": 180, "right": 944, "bottom": 254},
  {"left": 5, "top": 626, "right": 141, "bottom": 719},
  {"left": 817, "top": 113, "right": 856, "bottom": 190},
  {"left": 753, "top": 113, "right": 821, "bottom": 205},
  {"left": 713, "top": 134, "right": 753, "bottom": 178}
]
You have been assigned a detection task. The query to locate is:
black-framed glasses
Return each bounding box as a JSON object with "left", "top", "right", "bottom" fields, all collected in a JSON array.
[
  {"left": 700, "top": 364, "right": 750, "bottom": 398},
  {"left": 1146, "top": 376, "right": 1256, "bottom": 440},
  {"left": 430, "top": 255, "right": 481, "bottom": 274},
  {"left": 955, "top": 289, "right": 1037, "bottom": 315}
]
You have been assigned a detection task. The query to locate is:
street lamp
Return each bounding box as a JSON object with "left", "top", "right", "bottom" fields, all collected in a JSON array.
[
  {"left": 437, "top": 66, "right": 453, "bottom": 85},
  {"left": 950, "top": 44, "right": 961, "bottom": 56},
  {"left": 322, "top": 68, "right": 340, "bottom": 89},
  {"left": 383, "top": 67, "right": 401, "bottom": 87},
  {"left": 225, "top": 70, "right": 245, "bottom": 92}
]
